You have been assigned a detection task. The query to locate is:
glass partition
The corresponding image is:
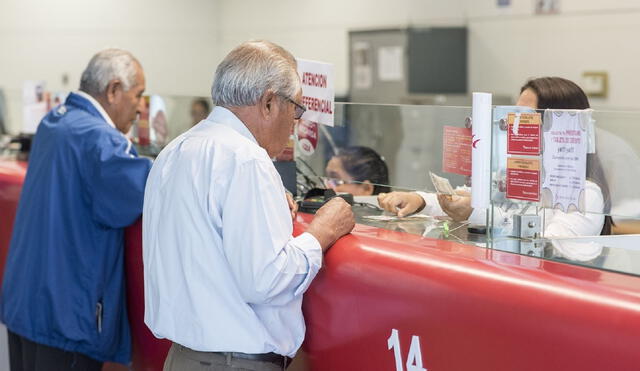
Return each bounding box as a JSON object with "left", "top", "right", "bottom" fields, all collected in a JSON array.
[
  {"left": 3, "top": 92, "right": 639, "bottom": 276},
  {"left": 124, "top": 97, "right": 640, "bottom": 278},
  {"left": 489, "top": 106, "right": 640, "bottom": 276},
  {"left": 295, "top": 102, "right": 472, "bottom": 192}
]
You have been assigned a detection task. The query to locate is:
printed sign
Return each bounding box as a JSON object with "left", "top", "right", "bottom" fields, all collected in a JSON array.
[
  {"left": 275, "top": 136, "right": 295, "bottom": 161},
  {"left": 136, "top": 96, "right": 150, "bottom": 146},
  {"left": 541, "top": 110, "right": 588, "bottom": 212},
  {"left": 149, "top": 95, "right": 168, "bottom": 147},
  {"left": 507, "top": 112, "right": 541, "bottom": 155},
  {"left": 377, "top": 46, "right": 403, "bottom": 82},
  {"left": 506, "top": 157, "right": 540, "bottom": 202},
  {"left": 296, "top": 119, "right": 318, "bottom": 156},
  {"left": 297, "top": 58, "right": 334, "bottom": 127},
  {"left": 352, "top": 41, "right": 373, "bottom": 90},
  {"left": 442, "top": 126, "right": 472, "bottom": 176},
  {"left": 22, "top": 80, "right": 48, "bottom": 134}
]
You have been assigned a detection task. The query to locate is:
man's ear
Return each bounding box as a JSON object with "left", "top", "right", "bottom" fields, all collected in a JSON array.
[
  {"left": 259, "top": 90, "right": 278, "bottom": 119},
  {"left": 105, "top": 80, "right": 122, "bottom": 105}
]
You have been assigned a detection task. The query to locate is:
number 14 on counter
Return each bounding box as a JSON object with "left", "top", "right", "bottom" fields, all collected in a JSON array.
[{"left": 387, "top": 328, "right": 427, "bottom": 371}]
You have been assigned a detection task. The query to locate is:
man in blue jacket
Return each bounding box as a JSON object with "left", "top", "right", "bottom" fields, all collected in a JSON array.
[{"left": 1, "top": 49, "right": 152, "bottom": 370}]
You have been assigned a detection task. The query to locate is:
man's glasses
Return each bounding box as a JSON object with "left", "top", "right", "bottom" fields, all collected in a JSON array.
[{"left": 278, "top": 94, "right": 306, "bottom": 120}]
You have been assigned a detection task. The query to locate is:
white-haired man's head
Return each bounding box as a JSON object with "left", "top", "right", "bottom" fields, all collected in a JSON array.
[
  {"left": 212, "top": 40, "right": 304, "bottom": 158},
  {"left": 211, "top": 40, "right": 300, "bottom": 107},
  {"left": 79, "top": 49, "right": 146, "bottom": 134}
]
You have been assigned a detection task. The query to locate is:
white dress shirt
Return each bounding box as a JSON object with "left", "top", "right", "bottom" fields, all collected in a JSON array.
[{"left": 143, "top": 106, "right": 322, "bottom": 357}]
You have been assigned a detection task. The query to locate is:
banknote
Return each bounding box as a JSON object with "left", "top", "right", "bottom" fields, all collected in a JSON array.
[{"left": 429, "top": 171, "right": 455, "bottom": 195}]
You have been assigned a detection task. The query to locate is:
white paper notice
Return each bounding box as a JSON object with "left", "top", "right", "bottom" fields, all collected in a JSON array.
[
  {"left": 377, "top": 46, "right": 403, "bottom": 81},
  {"left": 22, "top": 80, "right": 48, "bottom": 134},
  {"left": 352, "top": 41, "right": 372, "bottom": 90},
  {"left": 542, "top": 110, "right": 588, "bottom": 212},
  {"left": 296, "top": 58, "right": 335, "bottom": 127}
]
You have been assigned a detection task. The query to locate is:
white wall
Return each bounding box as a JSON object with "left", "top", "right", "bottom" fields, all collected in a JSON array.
[
  {"left": 0, "top": 0, "right": 219, "bottom": 133},
  {"left": 215, "top": 0, "right": 640, "bottom": 110},
  {"left": 216, "top": 0, "right": 466, "bottom": 97},
  {"left": 467, "top": 0, "right": 640, "bottom": 110},
  {"left": 2, "top": 0, "right": 640, "bottom": 131}
]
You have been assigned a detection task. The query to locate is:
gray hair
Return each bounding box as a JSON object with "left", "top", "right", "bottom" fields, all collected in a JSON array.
[
  {"left": 79, "top": 49, "right": 140, "bottom": 96},
  {"left": 211, "top": 40, "right": 300, "bottom": 107}
]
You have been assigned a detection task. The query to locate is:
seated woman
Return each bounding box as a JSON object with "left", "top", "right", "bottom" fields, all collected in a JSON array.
[
  {"left": 324, "top": 146, "right": 390, "bottom": 196},
  {"left": 379, "top": 77, "right": 612, "bottom": 255}
]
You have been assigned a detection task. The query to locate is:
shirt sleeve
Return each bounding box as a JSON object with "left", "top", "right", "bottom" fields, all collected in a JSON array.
[
  {"left": 84, "top": 131, "right": 152, "bottom": 228},
  {"left": 416, "top": 191, "right": 446, "bottom": 216},
  {"left": 220, "top": 158, "right": 322, "bottom": 306}
]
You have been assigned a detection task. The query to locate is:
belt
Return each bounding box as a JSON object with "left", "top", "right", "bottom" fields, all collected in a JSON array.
[{"left": 220, "top": 351, "right": 292, "bottom": 368}]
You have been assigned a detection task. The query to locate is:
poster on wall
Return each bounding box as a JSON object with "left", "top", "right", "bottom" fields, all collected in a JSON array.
[
  {"left": 22, "top": 80, "right": 48, "bottom": 134},
  {"left": 296, "top": 58, "right": 334, "bottom": 127},
  {"left": 535, "top": 0, "right": 560, "bottom": 14},
  {"left": 541, "top": 110, "right": 588, "bottom": 212},
  {"left": 352, "top": 41, "right": 373, "bottom": 90},
  {"left": 377, "top": 46, "right": 403, "bottom": 82},
  {"left": 442, "top": 125, "right": 472, "bottom": 176},
  {"left": 149, "top": 95, "right": 168, "bottom": 147},
  {"left": 136, "top": 96, "right": 150, "bottom": 146}
]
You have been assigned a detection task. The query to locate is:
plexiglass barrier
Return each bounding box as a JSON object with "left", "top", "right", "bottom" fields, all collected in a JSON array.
[
  {"left": 489, "top": 106, "right": 640, "bottom": 276},
  {"left": 3, "top": 94, "right": 640, "bottom": 276},
  {"left": 127, "top": 98, "right": 640, "bottom": 277}
]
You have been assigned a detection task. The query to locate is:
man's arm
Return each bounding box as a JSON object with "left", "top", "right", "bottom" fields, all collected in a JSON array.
[
  {"left": 84, "top": 131, "right": 152, "bottom": 228},
  {"left": 220, "top": 159, "right": 353, "bottom": 305}
]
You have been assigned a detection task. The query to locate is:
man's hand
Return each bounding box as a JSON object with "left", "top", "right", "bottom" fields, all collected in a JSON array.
[
  {"left": 437, "top": 193, "right": 473, "bottom": 222},
  {"left": 377, "top": 192, "right": 426, "bottom": 217},
  {"left": 306, "top": 198, "right": 355, "bottom": 252},
  {"left": 285, "top": 191, "right": 298, "bottom": 223}
]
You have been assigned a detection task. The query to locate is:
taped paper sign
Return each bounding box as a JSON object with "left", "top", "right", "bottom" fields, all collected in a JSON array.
[
  {"left": 541, "top": 110, "right": 588, "bottom": 212},
  {"left": 296, "top": 58, "right": 335, "bottom": 127}
]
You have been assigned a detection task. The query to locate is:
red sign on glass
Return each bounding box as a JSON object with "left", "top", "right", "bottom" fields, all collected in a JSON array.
[
  {"left": 506, "top": 157, "right": 540, "bottom": 202},
  {"left": 507, "top": 112, "right": 541, "bottom": 155},
  {"left": 296, "top": 119, "right": 318, "bottom": 156},
  {"left": 442, "top": 126, "right": 472, "bottom": 176}
]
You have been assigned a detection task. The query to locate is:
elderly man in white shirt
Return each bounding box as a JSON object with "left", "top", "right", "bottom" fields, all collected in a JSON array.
[{"left": 143, "top": 40, "right": 354, "bottom": 371}]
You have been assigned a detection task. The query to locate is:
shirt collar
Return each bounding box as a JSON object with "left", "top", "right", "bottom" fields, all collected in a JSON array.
[
  {"left": 206, "top": 106, "right": 258, "bottom": 145},
  {"left": 75, "top": 90, "right": 117, "bottom": 130}
]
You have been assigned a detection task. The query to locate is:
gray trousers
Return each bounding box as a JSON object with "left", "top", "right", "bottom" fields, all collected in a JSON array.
[{"left": 163, "top": 343, "right": 285, "bottom": 371}]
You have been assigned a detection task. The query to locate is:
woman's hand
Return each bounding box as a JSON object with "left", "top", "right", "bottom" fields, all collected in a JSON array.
[
  {"left": 377, "top": 192, "right": 426, "bottom": 217},
  {"left": 437, "top": 192, "right": 473, "bottom": 222}
]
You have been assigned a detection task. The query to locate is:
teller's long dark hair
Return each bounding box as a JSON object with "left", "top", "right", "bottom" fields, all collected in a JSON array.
[{"left": 521, "top": 77, "right": 612, "bottom": 235}]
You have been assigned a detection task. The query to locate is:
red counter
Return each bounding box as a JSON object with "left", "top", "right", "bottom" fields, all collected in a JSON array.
[{"left": 1, "top": 159, "right": 640, "bottom": 370}]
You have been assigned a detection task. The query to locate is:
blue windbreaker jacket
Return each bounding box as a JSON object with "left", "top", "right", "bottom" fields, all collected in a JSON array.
[{"left": 0, "top": 93, "right": 152, "bottom": 363}]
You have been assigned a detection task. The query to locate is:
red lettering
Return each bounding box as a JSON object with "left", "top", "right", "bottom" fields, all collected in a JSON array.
[{"left": 301, "top": 72, "right": 327, "bottom": 88}]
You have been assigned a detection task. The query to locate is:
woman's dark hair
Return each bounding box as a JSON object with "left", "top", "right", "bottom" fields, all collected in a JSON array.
[
  {"left": 336, "top": 146, "right": 390, "bottom": 195},
  {"left": 521, "top": 77, "right": 612, "bottom": 235}
]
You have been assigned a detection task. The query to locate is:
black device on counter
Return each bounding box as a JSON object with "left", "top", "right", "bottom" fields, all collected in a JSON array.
[
  {"left": 298, "top": 188, "right": 354, "bottom": 214},
  {"left": 467, "top": 225, "right": 487, "bottom": 234}
]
